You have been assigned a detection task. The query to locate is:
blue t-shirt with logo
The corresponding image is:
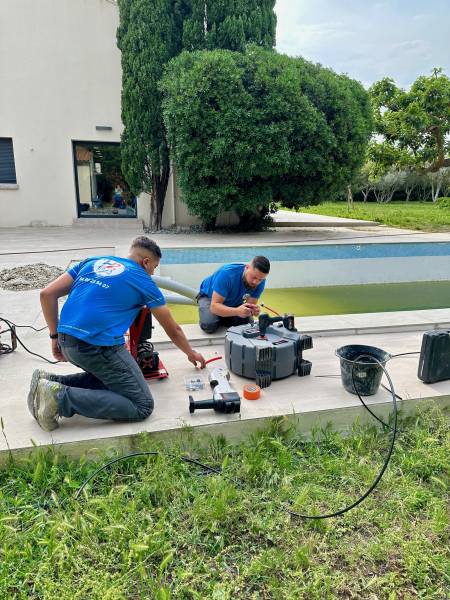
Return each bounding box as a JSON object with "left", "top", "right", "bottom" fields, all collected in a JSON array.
[
  {"left": 199, "top": 263, "right": 265, "bottom": 307},
  {"left": 58, "top": 256, "right": 166, "bottom": 346}
]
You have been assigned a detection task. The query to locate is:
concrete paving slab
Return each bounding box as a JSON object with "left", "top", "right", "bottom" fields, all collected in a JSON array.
[
  {"left": 1, "top": 326, "right": 449, "bottom": 458},
  {"left": 2, "top": 226, "right": 450, "bottom": 268},
  {"left": 149, "top": 309, "right": 450, "bottom": 349},
  {"left": 1, "top": 225, "right": 449, "bottom": 458},
  {"left": 273, "top": 209, "right": 378, "bottom": 227}
]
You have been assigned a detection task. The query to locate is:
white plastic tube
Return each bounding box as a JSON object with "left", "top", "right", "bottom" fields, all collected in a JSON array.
[
  {"left": 162, "top": 291, "right": 196, "bottom": 306},
  {"left": 152, "top": 275, "right": 198, "bottom": 304}
]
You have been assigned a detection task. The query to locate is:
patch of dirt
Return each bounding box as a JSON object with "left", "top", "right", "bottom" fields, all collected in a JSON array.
[{"left": 0, "top": 263, "right": 64, "bottom": 291}]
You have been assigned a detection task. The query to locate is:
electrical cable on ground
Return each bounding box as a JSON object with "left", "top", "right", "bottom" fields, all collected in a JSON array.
[
  {"left": 9, "top": 324, "right": 47, "bottom": 332},
  {"left": 74, "top": 355, "right": 404, "bottom": 520},
  {"left": 0, "top": 341, "right": 14, "bottom": 355},
  {"left": 0, "top": 312, "right": 414, "bottom": 519},
  {"left": 74, "top": 452, "right": 222, "bottom": 500},
  {"left": 0, "top": 317, "right": 58, "bottom": 364},
  {"left": 286, "top": 355, "right": 398, "bottom": 519}
]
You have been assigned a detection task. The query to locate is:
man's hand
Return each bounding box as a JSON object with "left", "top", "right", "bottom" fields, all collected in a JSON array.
[
  {"left": 152, "top": 305, "right": 206, "bottom": 368},
  {"left": 187, "top": 351, "right": 206, "bottom": 369},
  {"left": 51, "top": 339, "right": 67, "bottom": 362},
  {"left": 235, "top": 304, "right": 252, "bottom": 319},
  {"left": 244, "top": 302, "right": 260, "bottom": 316}
]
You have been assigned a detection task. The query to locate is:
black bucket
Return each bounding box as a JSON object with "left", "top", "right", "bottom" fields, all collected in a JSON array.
[{"left": 336, "top": 344, "right": 391, "bottom": 396}]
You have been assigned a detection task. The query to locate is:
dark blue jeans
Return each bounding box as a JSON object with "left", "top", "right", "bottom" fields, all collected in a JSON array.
[
  {"left": 198, "top": 295, "right": 251, "bottom": 333},
  {"left": 55, "top": 333, "right": 154, "bottom": 422}
]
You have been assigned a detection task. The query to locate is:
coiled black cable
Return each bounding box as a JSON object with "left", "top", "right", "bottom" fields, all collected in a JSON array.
[
  {"left": 287, "top": 354, "right": 398, "bottom": 519},
  {"left": 0, "top": 317, "right": 58, "bottom": 364},
  {"left": 74, "top": 452, "right": 222, "bottom": 500},
  {"left": 74, "top": 355, "right": 402, "bottom": 520}
]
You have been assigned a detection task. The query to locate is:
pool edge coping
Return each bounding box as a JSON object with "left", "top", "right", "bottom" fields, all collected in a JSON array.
[{"left": 151, "top": 309, "right": 450, "bottom": 349}]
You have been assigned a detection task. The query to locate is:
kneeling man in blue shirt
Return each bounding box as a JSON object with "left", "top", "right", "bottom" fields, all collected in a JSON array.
[
  {"left": 28, "top": 236, "right": 206, "bottom": 431},
  {"left": 198, "top": 256, "right": 270, "bottom": 333}
]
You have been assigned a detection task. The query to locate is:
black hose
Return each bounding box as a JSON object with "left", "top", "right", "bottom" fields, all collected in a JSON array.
[
  {"left": 287, "top": 355, "right": 398, "bottom": 519},
  {"left": 350, "top": 354, "right": 392, "bottom": 430},
  {"left": 0, "top": 317, "right": 58, "bottom": 364},
  {"left": 74, "top": 451, "right": 222, "bottom": 500},
  {"left": 74, "top": 356, "right": 400, "bottom": 520}
]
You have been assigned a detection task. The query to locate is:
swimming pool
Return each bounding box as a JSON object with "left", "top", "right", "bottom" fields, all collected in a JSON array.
[{"left": 159, "top": 242, "right": 450, "bottom": 288}]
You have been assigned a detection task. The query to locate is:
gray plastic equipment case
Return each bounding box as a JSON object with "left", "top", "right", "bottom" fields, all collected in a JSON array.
[{"left": 225, "top": 322, "right": 312, "bottom": 388}]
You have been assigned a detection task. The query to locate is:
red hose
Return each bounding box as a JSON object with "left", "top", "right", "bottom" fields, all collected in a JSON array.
[
  {"left": 261, "top": 303, "right": 281, "bottom": 316},
  {"left": 205, "top": 356, "right": 223, "bottom": 365}
]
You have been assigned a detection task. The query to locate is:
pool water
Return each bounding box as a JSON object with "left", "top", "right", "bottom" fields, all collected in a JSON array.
[
  {"left": 162, "top": 242, "right": 450, "bottom": 264},
  {"left": 160, "top": 241, "right": 450, "bottom": 289},
  {"left": 168, "top": 280, "right": 450, "bottom": 324}
]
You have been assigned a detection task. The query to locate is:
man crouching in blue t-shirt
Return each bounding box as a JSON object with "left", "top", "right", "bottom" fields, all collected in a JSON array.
[
  {"left": 27, "top": 236, "right": 206, "bottom": 432},
  {"left": 198, "top": 256, "right": 270, "bottom": 334}
]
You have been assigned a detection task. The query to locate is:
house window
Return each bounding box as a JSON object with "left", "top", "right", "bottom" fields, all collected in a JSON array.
[
  {"left": 73, "top": 141, "right": 136, "bottom": 218},
  {"left": 0, "top": 138, "right": 17, "bottom": 184}
]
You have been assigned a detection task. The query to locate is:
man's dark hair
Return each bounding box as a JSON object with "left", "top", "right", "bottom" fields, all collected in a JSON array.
[
  {"left": 130, "top": 236, "right": 162, "bottom": 259},
  {"left": 251, "top": 256, "right": 270, "bottom": 274}
]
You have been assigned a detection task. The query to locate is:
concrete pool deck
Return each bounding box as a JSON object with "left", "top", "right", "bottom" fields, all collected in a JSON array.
[
  {"left": 1, "top": 222, "right": 450, "bottom": 267},
  {"left": 1, "top": 224, "right": 449, "bottom": 458},
  {"left": 273, "top": 209, "right": 378, "bottom": 227},
  {"left": 1, "top": 307, "right": 449, "bottom": 459}
]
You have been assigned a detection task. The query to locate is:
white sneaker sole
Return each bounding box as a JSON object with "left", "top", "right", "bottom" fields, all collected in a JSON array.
[{"left": 27, "top": 369, "right": 41, "bottom": 419}]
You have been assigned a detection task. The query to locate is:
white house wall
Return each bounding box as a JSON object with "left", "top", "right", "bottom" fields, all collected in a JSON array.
[
  {"left": 0, "top": 0, "right": 242, "bottom": 229},
  {"left": 0, "top": 0, "right": 123, "bottom": 226}
]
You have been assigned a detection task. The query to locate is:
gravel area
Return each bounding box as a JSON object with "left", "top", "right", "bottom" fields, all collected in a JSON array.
[{"left": 0, "top": 263, "right": 64, "bottom": 291}]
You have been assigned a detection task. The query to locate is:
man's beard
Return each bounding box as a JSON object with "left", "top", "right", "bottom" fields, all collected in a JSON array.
[{"left": 242, "top": 274, "right": 257, "bottom": 289}]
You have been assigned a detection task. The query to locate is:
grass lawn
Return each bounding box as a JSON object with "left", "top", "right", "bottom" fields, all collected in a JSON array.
[
  {"left": 169, "top": 281, "right": 450, "bottom": 324},
  {"left": 286, "top": 201, "right": 450, "bottom": 232},
  {"left": 0, "top": 404, "right": 448, "bottom": 598}
]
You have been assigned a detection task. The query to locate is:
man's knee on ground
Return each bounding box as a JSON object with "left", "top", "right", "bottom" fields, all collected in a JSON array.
[
  {"left": 135, "top": 393, "right": 154, "bottom": 420},
  {"left": 200, "top": 321, "right": 220, "bottom": 334}
]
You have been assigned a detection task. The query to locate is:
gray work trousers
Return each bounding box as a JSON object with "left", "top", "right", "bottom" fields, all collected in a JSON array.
[
  {"left": 198, "top": 295, "right": 251, "bottom": 334},
  {"left": 54, "top": 333, "right": 154, "bottom": 422}
]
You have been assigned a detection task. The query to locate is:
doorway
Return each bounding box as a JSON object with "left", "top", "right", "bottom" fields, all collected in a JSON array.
[{"left": 73, "top": 141, "right": 137, "bottom": 218}]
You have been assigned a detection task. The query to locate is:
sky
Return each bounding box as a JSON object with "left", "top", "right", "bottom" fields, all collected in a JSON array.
[{"left": 274, "top": 0, "right": 450, "bottom": 89}]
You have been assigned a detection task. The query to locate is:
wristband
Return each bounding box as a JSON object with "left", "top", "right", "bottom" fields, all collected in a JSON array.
[{"left": 49, "top": 333, "right": 58, "bottom": 339}]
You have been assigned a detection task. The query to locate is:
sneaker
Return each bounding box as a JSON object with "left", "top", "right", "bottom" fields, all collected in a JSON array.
[
  {"left": 32, "top": 380, "right": 62, "bottom": 432},
  {"left": 27, "top": 369, "right": 58, "bottom": 419}
]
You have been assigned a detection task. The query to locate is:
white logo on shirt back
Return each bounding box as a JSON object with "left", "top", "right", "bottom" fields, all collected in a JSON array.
[{"left": 93, "top": 259, "right": 125, "bottom": 278}]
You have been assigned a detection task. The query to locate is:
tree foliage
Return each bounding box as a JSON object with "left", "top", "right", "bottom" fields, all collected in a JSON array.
[
  {"left": 369, "top": 68, "right": 450, "bottom": 174},
  {"left": 183, "top": 0, "right": 276, "bottom": 52},
  {"left": 117, "top": 0, "right": 188, "bottom": 229},
  {"left": 161, "top": 47, "right": 373, "bottom": 224},
  {"left": 117, "top": 0, "right": 277, "bottom": 229}
]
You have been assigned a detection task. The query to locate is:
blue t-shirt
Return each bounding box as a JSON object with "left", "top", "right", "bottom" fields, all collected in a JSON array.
[
  {"left": 58, "top": 256, "right": 166, "bottom": 346},
  {"left": 199, "top": 263, "right": 265, "bottom": 307}
]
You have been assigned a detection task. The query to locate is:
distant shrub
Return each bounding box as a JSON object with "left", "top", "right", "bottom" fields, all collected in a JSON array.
[{"left": 436, "top": 197, "right": 450, "bottom": 209}]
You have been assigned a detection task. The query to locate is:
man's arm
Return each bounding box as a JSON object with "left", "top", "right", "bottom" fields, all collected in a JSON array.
[
  {"left": 40, "top": 273, "right": 74, "bottom": 361},
  {"left": 151, "top": 305, "right": 206, "bottom": 368},
  {"left": 210, "top": 291, "right": 252, "bottom": 319}
]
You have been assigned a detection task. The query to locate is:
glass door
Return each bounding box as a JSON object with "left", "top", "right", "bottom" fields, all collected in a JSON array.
[{"left": 73, "top": 141, "right": 137, "bottom": 218}]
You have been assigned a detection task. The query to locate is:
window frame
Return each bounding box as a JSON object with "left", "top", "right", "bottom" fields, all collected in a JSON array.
[{"left": 0, "top": 137, "right": 17, "bottom": 185}]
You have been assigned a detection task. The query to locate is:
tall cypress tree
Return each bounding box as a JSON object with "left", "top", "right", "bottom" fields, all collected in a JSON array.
[
  {"left": 183, "top": 0, "right": 276, "bottom": 51},
  {"left": 117, "top": 0, "right": 188, "bottom": 229},
  {"left": 117, "top": 1, "right": 276, "bottom": 229}
]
